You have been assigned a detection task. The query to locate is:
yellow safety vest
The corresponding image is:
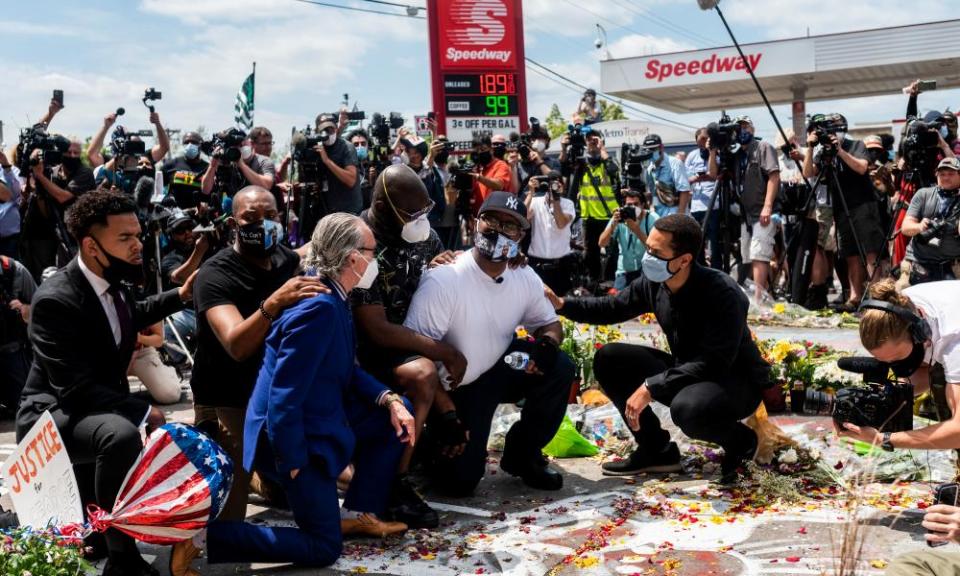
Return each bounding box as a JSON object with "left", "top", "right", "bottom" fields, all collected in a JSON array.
[{"left": 578, "top": 164, "right": 618, "bottom": 220}]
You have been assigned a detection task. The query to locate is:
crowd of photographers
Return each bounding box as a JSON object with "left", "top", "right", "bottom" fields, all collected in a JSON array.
[{"left": 2, "top": 80, "right": 960, "bottom": 574}]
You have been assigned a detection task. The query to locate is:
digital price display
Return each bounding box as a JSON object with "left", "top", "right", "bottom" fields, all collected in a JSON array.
[
  {"left": 444, "top": 73, "right": 519, "bottom": 117},
  {"left": 428, "top": 0, "right": 528, "bottom": 152}
]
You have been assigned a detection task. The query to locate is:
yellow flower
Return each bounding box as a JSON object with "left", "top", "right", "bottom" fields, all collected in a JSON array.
[
  {"left": 773, "top": 303, "right": 786, "bottom": 314},
  {"left": 515, "top": 326, "right": 529, "bottom": 339}
]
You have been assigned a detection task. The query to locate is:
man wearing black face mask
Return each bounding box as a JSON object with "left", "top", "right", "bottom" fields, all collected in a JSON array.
[
  {"left": 404, "top": 191, "right": 575, "bottom": 496},
  {"left": 17, "top": 190, "right": 192, "bottom": 575},
  {"left": 469, "top": 135, "right": 512, "bottom": 217},
  {"left": 191, "top": 185, "right": 329, "bottom": 522}
]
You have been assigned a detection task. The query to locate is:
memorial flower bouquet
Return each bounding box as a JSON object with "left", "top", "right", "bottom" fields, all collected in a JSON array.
[
  {"left": 757, "top": 339, "right": 857, "bottom": 393},
  {"left": 0, "top": 527, "right": 91, "bottom": 576},
  {"left": 552, "top": 319, "right": 624, "bottom": 390}
]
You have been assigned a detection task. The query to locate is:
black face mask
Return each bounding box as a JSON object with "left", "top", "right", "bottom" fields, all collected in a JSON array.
[
  {"left": 587, "top": 154, "right": 603, "bottom": 166},
  {"left": 236, "top": 220, "right": 281, "bottom": 259},
  {"left": 62, "top": 156, "right": 82, "bottom": 173},
  {"left": 92, "top": 237, "right": 145, "bottom": 288},
  {"left": 474, "top": 151, "right": 492, "bottom": 166},
  {"left": 492, "top": 144, "right": 507, "bottom": 160},
  {"left": 867, "top": 150, "right": 886, "bottom": 166},
  {"left": 889, "top": 341, "right": 926, "bottom": 378}
]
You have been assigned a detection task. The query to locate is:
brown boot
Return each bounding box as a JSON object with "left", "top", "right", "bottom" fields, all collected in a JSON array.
[
  {"left": 341, "top": 513, "right": 408, "bottom": 539},
  {"left": 169, "top": 539, "right": 202, "bottom": 576}
]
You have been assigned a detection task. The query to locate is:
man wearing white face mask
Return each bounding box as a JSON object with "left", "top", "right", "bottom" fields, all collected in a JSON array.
[
  {"left": 352, "top": 164, "right": 463, "bottom": 528},
  {"left": 200, "top": 130, "right": 275, "bottom": 198}
]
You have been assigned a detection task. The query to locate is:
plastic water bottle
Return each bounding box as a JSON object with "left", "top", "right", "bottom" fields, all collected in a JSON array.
[{"left": 503, "top": 351, "right": 530, "bottom": 371}]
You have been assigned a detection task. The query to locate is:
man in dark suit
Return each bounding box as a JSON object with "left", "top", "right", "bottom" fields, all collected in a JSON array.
[{"left": 16, "top": 190, "right": 193, "bottom": 576}]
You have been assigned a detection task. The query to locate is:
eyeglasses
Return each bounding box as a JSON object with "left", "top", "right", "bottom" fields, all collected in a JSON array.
[
  {"left": 357, "top": 245, "right": 377, "bottom": 255},
  {"left": 479, "top": 213, "right": 521, "bottom": 237}
]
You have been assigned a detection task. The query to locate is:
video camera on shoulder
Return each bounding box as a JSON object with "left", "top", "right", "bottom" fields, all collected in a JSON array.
[
  {"left": 706, "top": 112, "right": 740, "bottom": 151},
  {"left": 518, "top": 117, "right": 548, "bottom": 162},
  {"left": 902, "top": 112, "right": 947, "bottom": 172},
  {"left": 17, "top": 124, "right": 70, "bottom": 173},
  {"left": 620, "top": 143, "right": 651, "bottom": 195},
  {"left": 368, "top": 112, "right": 405, "bottom": 146},
  {"left": 565, "top": 123, "right": 591, "bottom": 160},
  {"left": 110, "top": 126, "right": 148, "bottom": 175},
  {"left": 831, "top": 356, "right": 913, "bottom": 432},
  {"left": 202, "top": 127, "right": 246, "bottom": 163}
]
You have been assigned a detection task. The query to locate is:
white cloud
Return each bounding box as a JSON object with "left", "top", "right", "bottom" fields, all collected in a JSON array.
[
  {"left": 724, "top": 0, "right": 948, "bottom": 39},
  {"left": 607, "top": 34, "right": 695, "bottom": 58}
]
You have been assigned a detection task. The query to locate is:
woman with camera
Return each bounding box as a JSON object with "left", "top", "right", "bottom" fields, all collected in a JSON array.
[{"left": 835, "top": 278, "right": 960, "bottom": 573}]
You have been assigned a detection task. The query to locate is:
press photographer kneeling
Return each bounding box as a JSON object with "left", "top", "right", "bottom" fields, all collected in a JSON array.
[{"left": 833, "top": 279, "right": 960, "bottom": 571}]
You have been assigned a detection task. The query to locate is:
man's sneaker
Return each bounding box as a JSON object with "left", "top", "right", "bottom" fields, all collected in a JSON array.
[
  {"left": 601, "top": 442, "right": 682, "bottom": 476},
  {"left": 500, "top": 451, "right": 563, "bottom": 491},
  {"left": 386, "top": 474, "right": 439, "bottom": 529},
  {"left": 719, "top": 429, "right": 759, "bottom": 485}
]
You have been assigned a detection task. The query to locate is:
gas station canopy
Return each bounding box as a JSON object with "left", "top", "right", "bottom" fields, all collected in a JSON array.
[{"left": 601, "top": 19, "right": 960, "bottom": 114}]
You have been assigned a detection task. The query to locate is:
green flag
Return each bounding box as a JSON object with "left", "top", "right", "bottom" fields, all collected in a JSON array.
[{"left": 234, "top": 69, "right": 255, "bottom": 130}]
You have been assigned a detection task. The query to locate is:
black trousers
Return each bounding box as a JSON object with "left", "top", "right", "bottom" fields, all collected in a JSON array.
[
  {"left": 427, "top": 340, "right": 575, "bottom": 496},
  {"left": 69, "top": 414, "right": 144, "bottom": 562},
  {"left": 593, "top": 343, "right": 761, "bottom": 456},
  {"left": 529, "top": 255, "right": 574, "bottom": 297},
  {"left": 0, "top": 344, "right": 30, "bottom": 416}
]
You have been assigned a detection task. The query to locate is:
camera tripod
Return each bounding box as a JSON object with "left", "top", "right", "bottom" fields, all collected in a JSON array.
[
  {"left": 782, "top": 149, "right": 870, "bottom": 308},
  {"left": 698, "top": 153, "right": 742, "bottom": 274}
]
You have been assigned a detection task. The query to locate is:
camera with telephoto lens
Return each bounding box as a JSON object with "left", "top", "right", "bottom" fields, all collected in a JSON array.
[
  {"left": 831, "top": 356, "right": 913, "bottom": 432},
  {"left": 17, "top": 124, "right": 71, "bottom": 173},
  {"left": 706, "top": 112, "right": 740, "bottom": 151},
  {"left": 808, "top": 113, "right": 848, "bottom": 152},
  {"left": 621, "top": 143, "right": 651, "bottom": 194},
  {"left": 535, "top": 172, "right": 562, "bottom": 197},
  {"left": 518, "top": 117, "right": 547, "bottom": 162},
  {"left": 617, "top": 205, "right": 640, "bottom": 221},
  {"left": 109, "top": 126, "right": 148, "bottom": 174},
  {"left": 202, "top": 127, "right": 246, "bottom": 163},
  {"left": 916, "top": 217, "right": 960, "bottom": 246}
]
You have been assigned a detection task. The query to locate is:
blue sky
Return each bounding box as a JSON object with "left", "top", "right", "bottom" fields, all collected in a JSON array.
[{"left": 2, "top": 0, "right": 957, "bottom": 150}]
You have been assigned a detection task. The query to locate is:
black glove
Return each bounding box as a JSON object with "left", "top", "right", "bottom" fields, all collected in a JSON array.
[
  {"left": 436, "top": 410, "right": 469, "bottom": 448},
  {"left": 530, "top": 335, "right": 559, "bottom": 374}
]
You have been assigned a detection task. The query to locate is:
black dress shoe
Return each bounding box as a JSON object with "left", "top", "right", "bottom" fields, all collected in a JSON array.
[
  {"left": 601, "top": 442, "right": 682, "bottom": 476},
  {"left": 719, "top": 429, "right": 759, "bottom": 486},
  {"left": 386, "top": 474, "right": 439, "bottom": 529},
  {"left": 500, "top": 452, "right": 563, "bottom": 491}
]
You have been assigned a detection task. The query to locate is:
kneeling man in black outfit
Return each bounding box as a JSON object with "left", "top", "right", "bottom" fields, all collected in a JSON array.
[{"left": 545, "top": 214, "right": 771, "bottom": 484}]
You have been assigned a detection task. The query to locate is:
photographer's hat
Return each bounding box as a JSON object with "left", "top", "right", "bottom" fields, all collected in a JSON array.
[
  {"left": 863, "top": 135, "right": 884, "bottom": 150},
  {"left": 315, "top": 113, "right": 337, "bottom": 132},
  {"left": 936, "top": 157, "right": 960, "bottom": 172},
  {"left": 734, "top": 115, "right": 753, "bottom": 126},
  {"left": 642, "top": 134, "right": 662, "bottom": 149},
  {"left": 166, "top": 210, "right": 195, "bottom": 233},
  {"left": 479, "top": 191, "right": 529, "bottom": 229}
]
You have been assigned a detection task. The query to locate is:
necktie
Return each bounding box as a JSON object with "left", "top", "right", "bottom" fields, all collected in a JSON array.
[{"left": 107, "top": 285, "right": 134, "bottom": 350}]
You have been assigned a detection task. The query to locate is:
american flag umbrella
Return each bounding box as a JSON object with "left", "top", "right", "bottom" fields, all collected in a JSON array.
[{"left": 85, "top": 423, "right": 233, "bottom": 545}]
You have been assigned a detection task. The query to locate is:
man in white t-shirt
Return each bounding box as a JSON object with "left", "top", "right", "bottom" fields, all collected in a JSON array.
[
  {"left": 404, "top": 191, "right": 574, "bottom": 496},
  {"left": 524, "top": 171, "right": 576, "bottom": 296}
]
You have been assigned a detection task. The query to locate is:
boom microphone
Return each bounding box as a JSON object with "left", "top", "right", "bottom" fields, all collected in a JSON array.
[
  {"left": 837, "top": 356, "right": 889, "bottom": 375},
  {"left": 290, "top": 131, "right": 307, "bottom": 149},
  {"left": 116, "top": 107, "right": 125, "bottom": 116}
]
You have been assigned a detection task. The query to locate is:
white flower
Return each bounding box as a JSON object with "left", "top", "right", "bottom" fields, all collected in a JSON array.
[{"left": 779, "top": 448, "right": 799, "bottom": 464}]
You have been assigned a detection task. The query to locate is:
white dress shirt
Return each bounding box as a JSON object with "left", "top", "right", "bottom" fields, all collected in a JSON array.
[{"left": 77, "top": 255, "right": 123, "bottom": 346}]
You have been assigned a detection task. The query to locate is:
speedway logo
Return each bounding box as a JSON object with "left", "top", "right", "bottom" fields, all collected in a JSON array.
[
  {"left": 645, "top": 52, "right": 763, "bottom": 83},
  {"left": 440, "top": 0, "right": 517, "bottom": 68},
  {"left": 446, "top": 47, "right": 512, "bottom": 63}
]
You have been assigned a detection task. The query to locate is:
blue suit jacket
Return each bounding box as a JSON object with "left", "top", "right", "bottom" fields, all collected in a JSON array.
[{"left": 243, "top": 287, "right": 389, "bottom": 478}]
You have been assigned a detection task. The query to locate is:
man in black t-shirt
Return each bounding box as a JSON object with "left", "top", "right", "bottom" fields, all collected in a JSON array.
[
  {"left": 191, "top": 186, "right": 327, "bottom": 521},
  {"left": 804, "top": 121, "right": 884, "bottom": 309},
  {"left": 352, "top": 165, "right": 463, "bottom": 529},
  {"left": 159, "top": 132, "right": 208, "bottom": 209}
]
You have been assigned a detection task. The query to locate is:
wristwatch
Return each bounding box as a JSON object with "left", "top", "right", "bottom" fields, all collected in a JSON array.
[{"left": 881, "top": 431, "right": 895, "bottom": 452}]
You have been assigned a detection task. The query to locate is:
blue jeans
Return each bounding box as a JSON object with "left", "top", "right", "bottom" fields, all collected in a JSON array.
[
  {"left": 691, "top": 210, "right": 722, "bottom": 270},
  {"left": 206, "top": 397, "right": 409, "bottom": 567},
  {"left": 163, "top": 309, "right": 196, "bottom": 364}
]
